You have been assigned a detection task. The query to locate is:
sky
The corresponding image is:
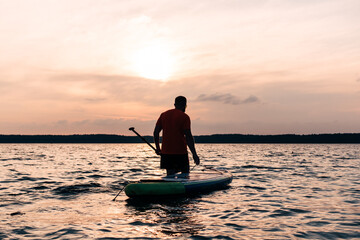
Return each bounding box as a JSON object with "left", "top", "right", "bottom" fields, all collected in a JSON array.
[{"left": 0, "top": 0, "right": 359, "bottom": 135}]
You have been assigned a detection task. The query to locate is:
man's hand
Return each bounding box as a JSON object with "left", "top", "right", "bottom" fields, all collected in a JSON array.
[{"left": 193, "top": 153, "right": 200, "bottom": 165}]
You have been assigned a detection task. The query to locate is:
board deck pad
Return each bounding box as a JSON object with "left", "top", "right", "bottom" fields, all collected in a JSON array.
[{"left": 140, "top": 170, "right": 226, "bottom": 182}]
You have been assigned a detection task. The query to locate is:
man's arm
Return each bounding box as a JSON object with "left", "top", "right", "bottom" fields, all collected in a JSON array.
[
  {"left": 153, "top": 125, "right": 162, "bottom": 155},
  {"left": 184, "top": 129, "right": 200, "bottom": 165}
]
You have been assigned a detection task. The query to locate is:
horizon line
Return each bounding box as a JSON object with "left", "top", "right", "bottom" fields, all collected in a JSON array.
[{"left": 1, "top": 132, "right": 360, "bottom": 136}]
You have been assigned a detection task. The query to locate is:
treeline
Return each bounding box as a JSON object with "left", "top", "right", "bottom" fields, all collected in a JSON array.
[
  {"left": 0, "top": 134, "right": 152, "bottom": 143},
  {"left": 0, "top": 133, "right": 359, "bottom": 143},
  {"left": 195, "top": 133, "right": 360, "bottom": 143}
]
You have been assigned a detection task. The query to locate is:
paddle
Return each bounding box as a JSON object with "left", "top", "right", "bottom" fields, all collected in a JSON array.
[
  {"left": 112, "top": 184, "right": 126, "bottom": 201},
  {"left": 129, "top": 127, "right": 157, "bottom": 153},
  {"left": 113, "top": 127, "right": 155, "bottom": 201}
]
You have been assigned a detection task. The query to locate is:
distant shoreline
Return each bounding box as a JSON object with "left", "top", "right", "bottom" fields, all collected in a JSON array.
[{"left": 0, "top": 133, "right": 359, "bottom": 143}]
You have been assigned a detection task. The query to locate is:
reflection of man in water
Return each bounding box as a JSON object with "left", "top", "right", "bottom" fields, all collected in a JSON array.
[{"left": 154, "top": 96, "right": 200, "bottom": 176}]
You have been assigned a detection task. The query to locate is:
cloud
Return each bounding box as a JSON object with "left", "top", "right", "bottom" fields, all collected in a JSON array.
[
  {"left": 195, "top": 93, "right": 259, "bottom": 105},
  {"left": 84, "top": 97, "right": 107, "bottom": 102},
  {"left": 55, "top": 120, "right": 68, "bottom": 125},
  {"left": 242, "top": 95, "right": 259, "bottom": 104},
  {"left": 0, "top": 117, "right": 156, "bottom": 135}
]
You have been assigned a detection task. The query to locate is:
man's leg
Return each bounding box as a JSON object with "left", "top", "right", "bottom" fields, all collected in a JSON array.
[{"left": 176, "top": 154, "right": 190, "bottom": 178}]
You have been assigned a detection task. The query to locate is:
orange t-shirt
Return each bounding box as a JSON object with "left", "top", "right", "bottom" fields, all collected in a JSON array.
[{"left": 156, "top": 109, "right": 191, "bottom": 154}]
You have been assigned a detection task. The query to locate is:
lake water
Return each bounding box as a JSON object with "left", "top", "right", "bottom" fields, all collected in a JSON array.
[{"left": 0, "top": 144, "right": 359, "bottom": 239}]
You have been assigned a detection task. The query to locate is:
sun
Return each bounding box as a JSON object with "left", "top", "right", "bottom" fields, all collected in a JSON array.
[{"left": 132, "top": 43, "right": 174, "bottom": 81}]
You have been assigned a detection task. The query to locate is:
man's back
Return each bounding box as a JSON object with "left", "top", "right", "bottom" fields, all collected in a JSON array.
[
  {"left": 153, "top": 96, "right": 200, "bottom": 175},
  {"left": 156, "top": 108, "right": 190, "bottom": 154}
]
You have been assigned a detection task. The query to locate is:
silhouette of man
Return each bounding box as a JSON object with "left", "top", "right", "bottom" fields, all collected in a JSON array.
[{"left": 154, "top": 96, "right": 200, "bottom": 176}]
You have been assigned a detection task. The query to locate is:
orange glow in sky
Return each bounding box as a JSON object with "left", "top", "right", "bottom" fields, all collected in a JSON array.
[{"left": 0, "top": 0, "right": 359, "bottom": 135}]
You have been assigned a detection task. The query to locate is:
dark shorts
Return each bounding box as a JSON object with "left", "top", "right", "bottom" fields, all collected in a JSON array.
[{"left": 160, "top": 154, "right": 190, "bottom": 173}]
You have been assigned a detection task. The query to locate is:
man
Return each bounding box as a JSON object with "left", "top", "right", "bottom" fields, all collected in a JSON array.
[{"left": 154, "top": 96, "right": 200, "bottom": 176}]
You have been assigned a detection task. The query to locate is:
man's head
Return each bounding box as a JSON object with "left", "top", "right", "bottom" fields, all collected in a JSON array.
[{"left": 174, "top": 96, "right": 187, "bottom": 112}]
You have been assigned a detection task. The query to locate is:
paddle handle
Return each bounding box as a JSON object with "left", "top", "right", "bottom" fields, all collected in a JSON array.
[{"left": 129, "top": 127, "right": 157, "bottom": 153}]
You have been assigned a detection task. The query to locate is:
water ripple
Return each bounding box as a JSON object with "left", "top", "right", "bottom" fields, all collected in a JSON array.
[{"left": 0, "top": 144, "right": 359, "bottom": 239}]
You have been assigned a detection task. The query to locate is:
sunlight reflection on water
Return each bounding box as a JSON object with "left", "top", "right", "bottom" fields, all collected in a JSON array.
[{"left": 0, "top": 144, "right": 359, "bottom": 239}]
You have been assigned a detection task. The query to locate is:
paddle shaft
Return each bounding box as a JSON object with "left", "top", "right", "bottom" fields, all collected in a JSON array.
[
  {"left": 129, "top": 127, "right": 157, "bottom": 153},
  {"left": 112, "top": 184, "right": 126, "bottom": 201}
]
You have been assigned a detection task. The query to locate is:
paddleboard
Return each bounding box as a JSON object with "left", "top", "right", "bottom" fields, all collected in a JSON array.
[{"left": 124, "top": 169, "right": 232, "bottom": 198}]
